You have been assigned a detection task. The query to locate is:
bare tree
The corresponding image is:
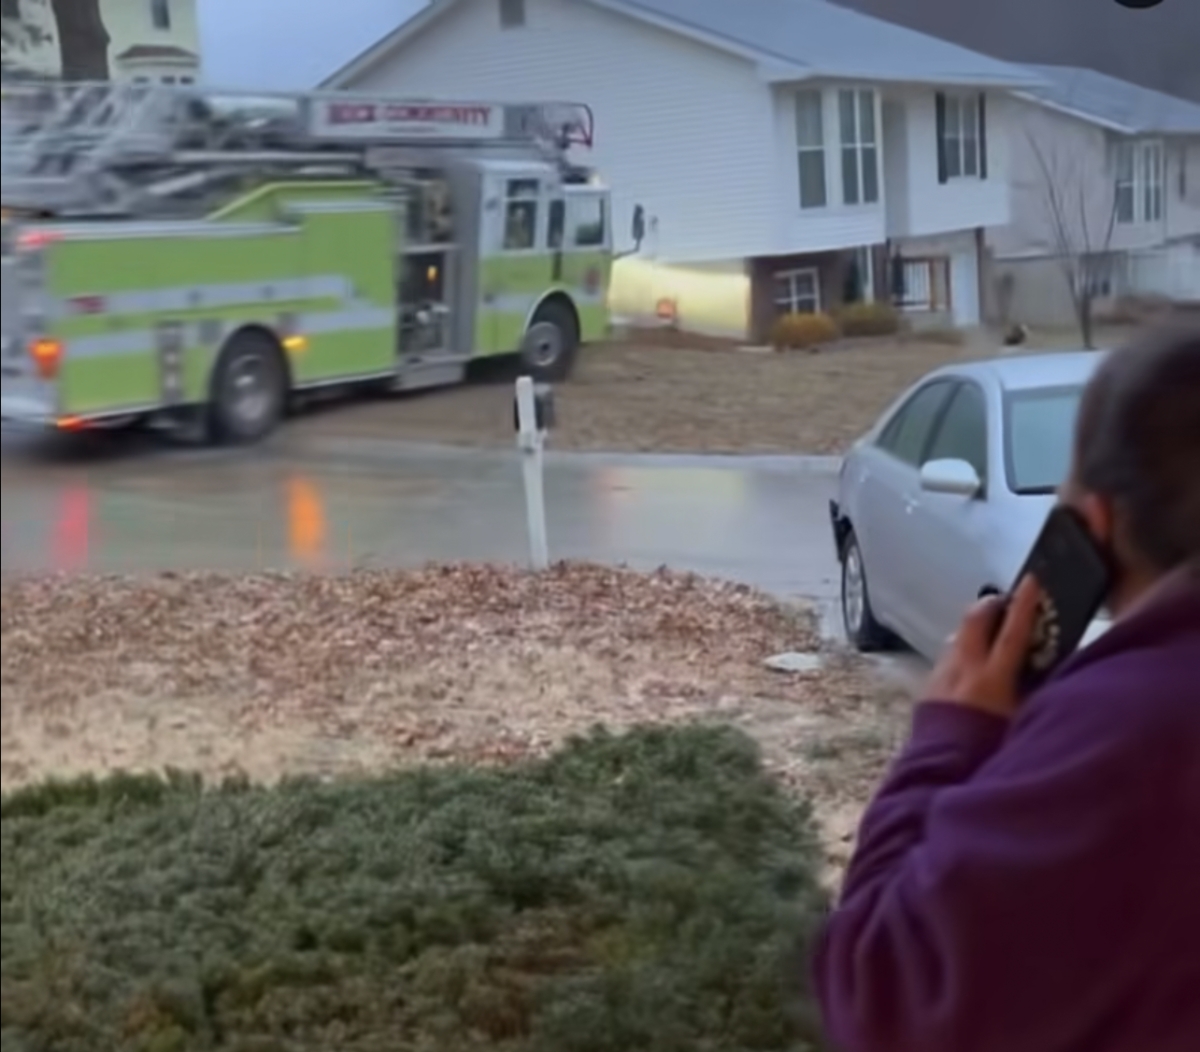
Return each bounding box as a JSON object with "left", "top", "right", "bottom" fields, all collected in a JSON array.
[
  {"left": 49, "top": 0, "right": 108, "bottom": 79},
  {"left": 2, "top": 0, "right": 52, "bottom": 77},
  {"left": 1024, "top": 129, "right": 1119, "bottom": 348},
  {"left": 2, "top": 0, "right": 107, "bottom": 80}
]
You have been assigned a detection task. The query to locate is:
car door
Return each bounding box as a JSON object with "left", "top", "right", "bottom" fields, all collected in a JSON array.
[
  {"left": 904, "top": 380, "right": 993, "bottom": 654},
  {"left": 851, "top": 379, "right": 956, "bottom": 635}
]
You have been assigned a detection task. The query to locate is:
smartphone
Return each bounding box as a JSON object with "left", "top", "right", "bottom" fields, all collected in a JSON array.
[{"left": 1009, "top": 506, "right": 1111, "bottom": 690}]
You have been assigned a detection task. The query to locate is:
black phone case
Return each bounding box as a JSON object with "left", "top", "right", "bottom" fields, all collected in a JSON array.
[{"left": 1012, "top": 507, "right": 1110, "bottom": 690}]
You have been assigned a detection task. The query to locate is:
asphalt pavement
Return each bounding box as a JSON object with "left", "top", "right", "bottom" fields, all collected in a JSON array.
[{"left": 1, "top": 421, "right": 845, "bottom": 625}]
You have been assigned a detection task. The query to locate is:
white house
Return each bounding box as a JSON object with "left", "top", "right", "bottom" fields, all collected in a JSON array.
[
  {"left": 989, "top": 65, "right": 1200, "bottom": 324},
  {"left": 320, "top": 0, "right": 1042, "bottom": 339}
]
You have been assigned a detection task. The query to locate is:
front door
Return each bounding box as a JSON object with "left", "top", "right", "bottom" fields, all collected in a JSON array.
[
  {"left": 904, "top": 380, "right": 992, "bottom": 651},
  {"left": 476, "top": 169, "right": 553, "bottom": 355},
  {"left": 556, "top": 188, "right": 611, "bottom": 342},
  {"left": 853, "top": 379, "right": 956, "bottom": 637}
]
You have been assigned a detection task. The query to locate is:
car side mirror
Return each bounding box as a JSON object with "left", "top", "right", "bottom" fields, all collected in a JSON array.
[{"left": 919, "top": 457, "right": 982, "bottom": 498}]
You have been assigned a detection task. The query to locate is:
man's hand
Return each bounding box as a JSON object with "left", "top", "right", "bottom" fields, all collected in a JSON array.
[{"left": 925, "top": 575, "right": 1044, "bottom": 718}]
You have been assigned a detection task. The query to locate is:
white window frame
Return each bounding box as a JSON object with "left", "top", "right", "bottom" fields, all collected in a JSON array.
[
  {"left": 838, "top": 89, "right": 879, "bottom": 205},
  {"left": 795, "top": 89, "right": 827, "bottom": 210},
  {"left": 501, "top": 178, "right": 543, "bottom": 253},
  {"left": 1115, "top": 140, "right": 1164, "bottom": 224},
  {"left": 941, "top": 94, "right": 981, "bottom": 179},
  {"left": 773, "top": 267, "right": 821, "bottom": 314},
  {"left": 566, "top": 190, "right": 607, "bottom": 248}
]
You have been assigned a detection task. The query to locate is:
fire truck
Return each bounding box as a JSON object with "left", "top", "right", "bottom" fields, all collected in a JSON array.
[{"left": 0, "top": 82, "right": 611, "bottom": 442}]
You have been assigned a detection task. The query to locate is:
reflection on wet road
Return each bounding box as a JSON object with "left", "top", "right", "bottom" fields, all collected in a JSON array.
[{"left": 1, "top": 424, "right": 841, "bottom": 602}]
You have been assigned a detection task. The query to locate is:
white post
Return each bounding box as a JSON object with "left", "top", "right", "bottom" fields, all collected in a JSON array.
[{"left": 515, "top": 375, "right": 549, "bottom": 570}]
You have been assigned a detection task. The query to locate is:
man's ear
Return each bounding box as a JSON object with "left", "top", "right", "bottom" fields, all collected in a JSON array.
[{"left": 1076, "top": 492, "right": 1115, "bottom": 547}]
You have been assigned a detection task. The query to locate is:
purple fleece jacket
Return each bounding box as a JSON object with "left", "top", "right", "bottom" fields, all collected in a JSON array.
[{"left": 814, "top": 568, "right": 1200, "bottom": 1051}]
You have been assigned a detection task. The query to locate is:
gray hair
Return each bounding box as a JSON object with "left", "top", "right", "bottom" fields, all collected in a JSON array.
[{"left": 1074, "top": 320, "right": 1200, "bottom": 571}]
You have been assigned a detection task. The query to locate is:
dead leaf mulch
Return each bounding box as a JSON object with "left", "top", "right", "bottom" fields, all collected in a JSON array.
[{"left": 0, "top": 563, "right": 911, "bottom": 873}]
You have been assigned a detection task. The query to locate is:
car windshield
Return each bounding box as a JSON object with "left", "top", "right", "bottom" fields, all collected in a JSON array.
[{"left": 1005, "top": 385, "right": 1085, "bottom": 494}]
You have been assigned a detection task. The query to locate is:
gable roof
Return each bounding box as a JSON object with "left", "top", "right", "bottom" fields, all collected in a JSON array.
[
  {"left": 322, "top": 0, "right": 1044, "bottom": 90},
  {"left": 1017, "top": 65, "right": 1200, "bottom": 136}
]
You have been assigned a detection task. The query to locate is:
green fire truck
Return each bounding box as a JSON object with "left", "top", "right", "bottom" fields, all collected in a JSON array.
[{"left": 1, "top": 82, "right": 611, "bottom": 442}]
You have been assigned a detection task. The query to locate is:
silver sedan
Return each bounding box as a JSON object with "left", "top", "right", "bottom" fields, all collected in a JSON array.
[{"left": 829, "top": 351, "right": 1108, "bottom": 660}]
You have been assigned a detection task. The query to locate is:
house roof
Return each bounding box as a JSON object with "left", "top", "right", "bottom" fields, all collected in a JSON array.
[
  {"left": 115, "top": 45, "right": 199, "bottom": 62},
  {"left": 1017, "top": 65, "right": 1200, "bottom": 136},
  {"left": 322, "top": 0, "right": 1044, "bottom": 90}
]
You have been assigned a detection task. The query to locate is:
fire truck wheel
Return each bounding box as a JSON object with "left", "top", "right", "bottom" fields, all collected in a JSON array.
[
  {"left": 208, "top": 330, "right": 287, "bottom": 444},
  {"left": 521, "top": 300, "right": 578, "bottom": 381}
]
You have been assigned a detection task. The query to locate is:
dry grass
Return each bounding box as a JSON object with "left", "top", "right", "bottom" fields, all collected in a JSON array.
[
  {"left": 307, "top": 338, "right": 995, "bottom": 454},
  {"left": 0, "top": 564, "right": 910, "bottom": 875}
]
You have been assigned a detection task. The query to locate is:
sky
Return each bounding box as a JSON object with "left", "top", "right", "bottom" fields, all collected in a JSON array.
[{"left": 198, "top": 0, "right": 424, "bottom": 89}]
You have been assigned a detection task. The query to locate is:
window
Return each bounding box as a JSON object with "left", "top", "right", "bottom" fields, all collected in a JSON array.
[
  {"left": 569, "top": 194, "right": 605, "bottom": 246},
  {"left": 773, "top": 268, "right": 820, "bottom": 314},
  {"left": 877, "top": 381, "right": 954, "bottom": 465},
  {"left": 1114, "top": 140, "right": 1164, "bottom": 224},
  {"left": 838, "top": 89, "right": 879, "bottom": 205},
  {"left": 936, "top": 92, "right": 986, "bottom": 181},
  {"left": 925, "top": 382, "right": 988, "bottom": 481},
  {"left": 795, "top": 90, "right": 827, "bottom": 209},
  {"left": 150, "top": 0, "right": 171, "bottom": 31},
  {"left": 499, "top": 0, "right": 525, "bottom": 28},
  {"left": 1005, "top": 386, "right": 1084, "bottom": 494},
  {"left": 502, "top": 179, "right": 539, "bottom": 250}
]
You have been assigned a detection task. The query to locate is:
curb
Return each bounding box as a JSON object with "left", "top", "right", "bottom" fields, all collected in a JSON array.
[{"left": 279, "top": 437, "right": 842, "bottom": 474}]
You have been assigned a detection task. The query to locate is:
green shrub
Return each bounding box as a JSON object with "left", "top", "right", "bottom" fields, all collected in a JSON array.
[
  {"left": 769, "top": 311, "right": 839, "bottom": 351},
  {"left": 834, "top": 301, "right": 901, "bottom": 337},
  {"left": 0, "top": 725, "right": 831, "bottom": 1051}
]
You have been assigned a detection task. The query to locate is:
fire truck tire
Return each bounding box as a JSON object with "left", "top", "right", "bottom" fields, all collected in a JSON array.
[
  {"left": 207, "top": 330, "right": 287, "bottom": 444},
  {"left": 521, "top": 299, "right": 578, "bottom": 381}
]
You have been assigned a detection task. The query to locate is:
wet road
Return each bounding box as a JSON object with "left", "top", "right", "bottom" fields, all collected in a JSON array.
[{"left": 1, "top": 423, "right": 843, "bottom": 610}]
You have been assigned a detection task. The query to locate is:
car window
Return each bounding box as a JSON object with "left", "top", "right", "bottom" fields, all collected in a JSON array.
[
  {"left": 1006, "top": 385, "right": 1084, "bottom": 493},
  {"left": 876, "top": 381, "right": 953, "bottom": 465},
  {"left": 925, "top": 382, "right": 988, "bottom": 480}
]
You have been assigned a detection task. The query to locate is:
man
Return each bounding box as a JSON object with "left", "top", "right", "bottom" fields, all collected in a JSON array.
[{"left": 814, "top": 324, "right": 1199, "bottom": 1051}]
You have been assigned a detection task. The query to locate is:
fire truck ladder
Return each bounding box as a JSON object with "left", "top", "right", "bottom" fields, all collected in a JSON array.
[{"left": 0, "top": 83, "right": 595, "bottom": 217}]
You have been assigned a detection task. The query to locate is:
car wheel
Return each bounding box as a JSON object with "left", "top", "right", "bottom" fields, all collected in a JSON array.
[
  {"left": 207, "top": 329, "right": 287, "bottom": 444},
  {"left": 840, "top": 531, "right": 894, "bottom": 651},
  {"left": 520, "top": 298, "right": 578, "bottom": 381}
]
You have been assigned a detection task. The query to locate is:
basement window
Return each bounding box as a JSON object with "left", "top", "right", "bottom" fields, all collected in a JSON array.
[{"left": 500, "top": 0, "right": 525, "bottom": 28}]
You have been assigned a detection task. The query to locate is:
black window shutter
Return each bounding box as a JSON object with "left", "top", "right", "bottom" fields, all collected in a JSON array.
[
  {"left": 977, "top": 93, "right": 988, "bottom": 179},
  {"left": 935, "top": 92, "right": 948, "bottom": 184}
]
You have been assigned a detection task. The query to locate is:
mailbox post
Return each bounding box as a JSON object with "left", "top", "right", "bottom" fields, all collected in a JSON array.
[{"left": 513, "top": 376, "right": 555, "bottom": 569}]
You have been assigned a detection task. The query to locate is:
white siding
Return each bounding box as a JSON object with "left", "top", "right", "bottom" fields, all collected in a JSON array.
[
  {"left": 899, "top": 88, "right": 1012, "bottom": 238},
  {"left": 769, "top": 84, "right": 886, "bottom": 253},
  {"left": 1125, "top": 243, "right": 1200, "bottom": 301},
  {"left": 338, "top": 0, "right": 778, "bottom": 264},
  {"left": 989, "top": 101, "right": 1193, "bottom": 260},
  {"left": 1168, "top": 141, "right": 1200, "bottom": 242}
]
